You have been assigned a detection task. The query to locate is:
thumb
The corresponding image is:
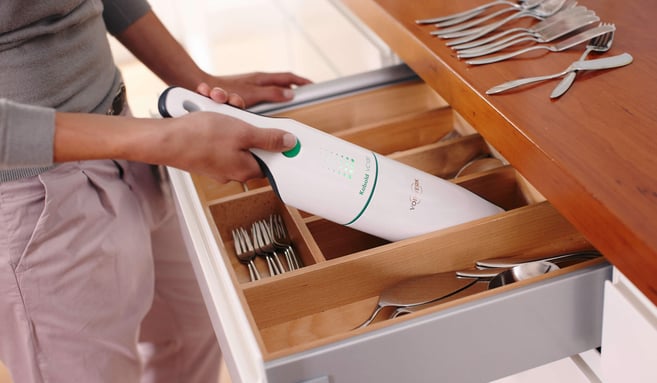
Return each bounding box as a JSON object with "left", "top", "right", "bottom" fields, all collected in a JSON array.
[{"left": 249, "top": 128, "right": 298, "bottom": 153}]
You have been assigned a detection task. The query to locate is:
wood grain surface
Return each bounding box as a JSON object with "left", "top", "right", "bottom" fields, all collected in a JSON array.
[{"left": 341, "top": 0, "right": 657, "bottom": 305}]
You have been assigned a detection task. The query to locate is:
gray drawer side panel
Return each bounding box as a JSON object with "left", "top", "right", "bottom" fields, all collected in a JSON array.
[{"left": 264, "top": 263, "right": 611, "bottom": 383}]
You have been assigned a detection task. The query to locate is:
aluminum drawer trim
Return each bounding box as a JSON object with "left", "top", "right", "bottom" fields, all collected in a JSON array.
[
  {"left": 248, "top": 63, "right": 418, "bottom": 115},
  {"left": 168, "top": 168, "right": 266, "bottom": 383},
  {"left": 264, "top": 263, "right": 612, "bottom": 383}
]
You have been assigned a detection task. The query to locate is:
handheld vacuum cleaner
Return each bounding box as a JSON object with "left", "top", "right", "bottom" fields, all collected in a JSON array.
[{"left": 158, "top": 86, "right": 503, "bottom": 242}]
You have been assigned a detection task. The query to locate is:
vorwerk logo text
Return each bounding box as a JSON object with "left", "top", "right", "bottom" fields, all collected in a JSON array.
[{"left": 409, "top": 178, "right": 423, "bottom": 211}]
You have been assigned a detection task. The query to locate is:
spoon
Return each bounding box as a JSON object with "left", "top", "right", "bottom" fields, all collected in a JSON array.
[
  {"left": 355, "top": 272, "right": 478, "bottom": 329},
  {"left": 390, "top": 262, "right": 558, "bottom": 318},
  {"left": 488, "top": 261, "right": 559, "bottom": 289},
  {"left": 475, "top": 250, "right": 601, "bottom": 269}
]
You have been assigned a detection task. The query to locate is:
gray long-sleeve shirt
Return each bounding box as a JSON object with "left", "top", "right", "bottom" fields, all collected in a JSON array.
[{"left": 0, "top": 0, "right": 150, "bottom": 181}]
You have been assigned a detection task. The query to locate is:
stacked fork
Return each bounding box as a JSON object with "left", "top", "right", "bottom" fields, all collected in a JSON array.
[
  {"left": 232, "top": 227, "right": 261, "bottom": 282},
  {"left": 232, "top": 214, "right": 302, "bottom": 282},
  {"left": 455, "top": 6, "right": 599, "bottom": 58},
  {"left": 416, "top": 0, "right": 620, "bottom": 67},
  {"left": 430, "top": 0, "right": 574, "bottom": 42},
  {"left": 448, "top": 5, "right": 592, "bottom": 49}
]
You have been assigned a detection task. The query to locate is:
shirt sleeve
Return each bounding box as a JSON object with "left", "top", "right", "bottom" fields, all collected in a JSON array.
[
  {"left": 101, "top": 0, "right": 152, "bottom": 36},
  {"left": 0, "top": 99, "right": 55, "bottom": 168}
]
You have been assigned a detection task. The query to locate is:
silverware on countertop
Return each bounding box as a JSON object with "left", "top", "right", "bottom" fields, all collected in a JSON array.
[
  {"left": 485, "top": 52, "right": 633, "bottom": 94},
  {"left": 456, "top": 12, "right": 600, "bottom": 58},
  {"left": 416, "top": 0, "right": 545, "bottom": 26},
  {"left": 466, "top": 23, "right": 616, "bottom": 65},
  {"left": 435, "top": 0, "right": 571, "bottom": 43},
  {"left": 550, "top": 24, "right": 615, "bottom": 98},
  {"left": 449, "top": 5, "right": 591, "bottom": 50}
]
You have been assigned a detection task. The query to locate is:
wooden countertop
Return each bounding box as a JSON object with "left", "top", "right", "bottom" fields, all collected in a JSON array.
[{"left": 341, "top": 0, "right": 657, "bottom": 305}]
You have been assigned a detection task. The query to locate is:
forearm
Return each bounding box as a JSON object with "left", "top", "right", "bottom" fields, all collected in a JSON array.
[
  {"left": 114, "top": 10, "right": 312, "bottom": 107},
  {"left": 53, "top": 111, "right": 297, "bottom": 183},
  {"left": 53, "top": 112, "right": 168, "bottom": 165},
  {"left": 115, "top": 11, "right": 212, "bottom": 89}
]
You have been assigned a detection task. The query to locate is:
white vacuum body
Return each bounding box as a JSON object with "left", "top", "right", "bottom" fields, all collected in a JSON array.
[{"left": 158, "top": 87, "right": 503, "bottom": 241}]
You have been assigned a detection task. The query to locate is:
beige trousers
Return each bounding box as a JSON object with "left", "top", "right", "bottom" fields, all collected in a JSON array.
[{"left": 0, "top": 159, "right": 221, "bottom": 383}]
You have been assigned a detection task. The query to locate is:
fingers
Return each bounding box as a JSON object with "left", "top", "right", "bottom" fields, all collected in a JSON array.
[
  {"left": 250, "top": 72, "right": 313, "bottom": 103},
  {"left": 249, "top": 86, "right": 295, "bottom": 104},
  {"left": 244, "top": 126, "right": 298, "bottom": 152},
  {"left": 196, "top": 82, "right": 244, "bottom": 108},
  {"left": 210, "top": 128, "right": 295, "bottom": 183},
  {"left": 227, "top": 93, "right": 246, "bottom": 109},
  {"left": 196, "top": 72, "right": 314, "bottom": 108},
  {"left": 254, "top": 72, "right": 313, "bottom": 87}
]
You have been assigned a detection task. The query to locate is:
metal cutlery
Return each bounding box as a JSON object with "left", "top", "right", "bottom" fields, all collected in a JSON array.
[
  {"left": 253, "top": 220, "right": 286, "bottom": 275},
  {"left": 475, "top": 250, "right": 601, "bottom": 268},
  {"left": 457, "top": 12, "right": 599, "bottom": 58},
  {"left": 270, "top": 214, "right": 302, "bottom": 270},
  {"left": 550, "top": 25, "right": 615, "bottom": 98},
  {"left": 359, "top": 250, "right": 596, "bottom": 325},
  {"left": 485, "top": 52, "right": 632, "bottom": 94},
  {"left": 488, "top": 261, "right": 560, "bottom": 289},
  {"left": 434, "top": 0, "right": 570, "bottom": 41},
  {"left": 456, "top": 251, "right": 600, "bottom": 278},
  {"left": 432, "top": 6, "right": 529, "bottom": 37},
  {"left": 390, "top": 261, "right": 559, "bottom": 318},
  {"left": 467, "top": 23, "right": 616, "bottom": 65},
  {"left": 389, "top": 280, "right": 490, "bottom": 318},
  {"left": 232, "top": 228, "right": 261, "bottom": 282},
  {"left": 355, "top": 272, "right": 478, "bottom": 328},
  {"left": 231, "top": 214, "right": 300, "bottom": 281},
  {"left": 449, "top": 5, "right": 591, "bottom": 50},
  {"left": 416, "top": 0, "right": 544, "bottom": 26}
]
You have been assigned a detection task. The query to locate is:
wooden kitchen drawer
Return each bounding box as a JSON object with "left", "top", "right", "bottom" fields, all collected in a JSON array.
[{"left": 168, "top": 66, "right": 611, "bottom": 383}]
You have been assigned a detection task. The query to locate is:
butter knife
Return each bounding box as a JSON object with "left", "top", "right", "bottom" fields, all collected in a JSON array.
[
  {"left": 467, "top": 23, "right": 616, "bottom": 65},
  {"left": 486, "top": 53, "right": 634, "bottom": 94},
  {"left": 550, "top": 51, "right": 629, "bottom": 99}
]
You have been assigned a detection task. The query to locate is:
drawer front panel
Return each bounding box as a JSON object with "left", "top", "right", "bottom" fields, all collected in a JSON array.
[
  {"left": 601, "top": 269, "right": 657, "bottom": 383},
  {"left": 265, "top": 264, "right": 611, "bottom": 383}
]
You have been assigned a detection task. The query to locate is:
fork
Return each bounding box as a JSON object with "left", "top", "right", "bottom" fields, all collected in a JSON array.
[
  {"left": 270, "top": 214, "right": 302, "bottom": 270},
  {"left": 466, "top": 23, "right": 615, "bottom": 65},
  {"left": 550, "top": 25, "right": 614, "bottom": 98},
  {"left": 431, "top": 6, "right": 528, "bottom": 36},
  {"left": 430, "top": 0, "right": 557, "bottom": 36},
  {"left": 434, "top": 0, "right": 570, "bottom": 41},
  {"left": 449, "top": 5, "right": 590, "bottom": 49},
  {"left": 456, "top": 12, "right": 599, "bottom": 58},
  {"left": 232, "top": 228, "right": 261, "bottom": 282},
  {"left": 416, "top": 0, "right": 543, "bottom": 26},
  {"left": 252, "top": 221, "right": 285, "bottom": 276}
]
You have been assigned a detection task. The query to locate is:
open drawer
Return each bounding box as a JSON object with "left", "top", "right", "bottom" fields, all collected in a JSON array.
[{"left": 168, "top": 65, "right": 611, "bottom": 383}]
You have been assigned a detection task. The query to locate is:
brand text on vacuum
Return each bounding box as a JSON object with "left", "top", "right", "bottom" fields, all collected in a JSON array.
[
  {"left": 409, "top": 178, "right": 422, "bottom": 210},
  {"left": 359, "top": 157, "right": 372, "bottom": 196}
]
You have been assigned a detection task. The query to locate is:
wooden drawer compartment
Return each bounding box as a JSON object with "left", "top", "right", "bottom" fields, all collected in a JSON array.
[{"left": 169, "top": 68, "right": 611, "bottom": 382}]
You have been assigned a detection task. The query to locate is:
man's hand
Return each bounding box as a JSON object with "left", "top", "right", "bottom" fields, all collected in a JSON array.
[{"left": 196, "top": 72, "right": 312, "bottom": 108}]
